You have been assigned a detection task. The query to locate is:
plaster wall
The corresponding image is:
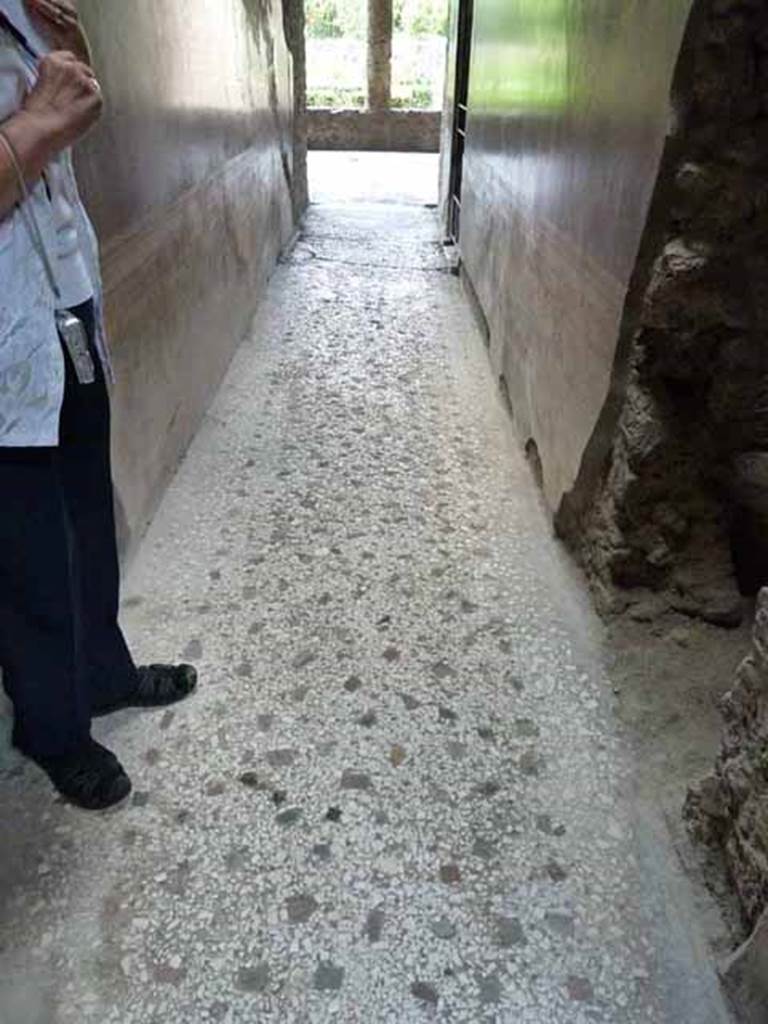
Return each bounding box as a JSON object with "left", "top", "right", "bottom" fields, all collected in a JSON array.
[
  {"left": 76, "top": 0, "right": 300, "bottom": 553},
  {"left": 454, "top": 0, "right": 693, "bottom": 508}
]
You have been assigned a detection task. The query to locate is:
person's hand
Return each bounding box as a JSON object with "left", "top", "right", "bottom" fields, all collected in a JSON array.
[
  {"left": 20, "top": 50, "right": 102, "bottom": 150},
  {"left": 25, "top": 0, "right": 91, "bottom": 63}
]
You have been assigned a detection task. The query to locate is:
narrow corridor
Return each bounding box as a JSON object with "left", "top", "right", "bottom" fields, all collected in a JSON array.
[{"left": 0, "top": 158, "right": 730, "bottom": 1023}]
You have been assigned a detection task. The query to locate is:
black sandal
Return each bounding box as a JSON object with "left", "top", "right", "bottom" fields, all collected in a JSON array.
[
  {"left": 36, "top": 739, "right": 131, "bottom": 810},
  {"left": 92, "top": 664, "right": 198, "bottom": 718}
]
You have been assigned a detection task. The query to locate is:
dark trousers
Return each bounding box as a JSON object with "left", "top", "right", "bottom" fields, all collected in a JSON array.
[{"left": 0, "top": 301, "right": 137, "bottom": 758}]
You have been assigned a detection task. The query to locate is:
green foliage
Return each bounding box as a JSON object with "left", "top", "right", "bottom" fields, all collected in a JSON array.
[
  {"left": 305, "top": 0, "right": 366, "bottom": 39},
  {"left": 398, "top": 0, "right": 447, "bottom": 35},
  {"left": 307, "top": 87, "right": 367, "bottom": 108},
  {"left": 305, "top": 0, "right": 341, "bottom": 37},
  {"left": 306, "top": 0, "right": 447, "bottom": 40}
]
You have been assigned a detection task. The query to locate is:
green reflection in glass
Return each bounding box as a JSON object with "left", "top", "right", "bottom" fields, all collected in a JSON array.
[{"left": 470, "top": 0, "right": 568, "bottom": 114}]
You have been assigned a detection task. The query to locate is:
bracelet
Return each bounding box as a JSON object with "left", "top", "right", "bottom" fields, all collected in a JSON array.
[{"left": 0, "top": 126, "right": 30, "bottom": 204}]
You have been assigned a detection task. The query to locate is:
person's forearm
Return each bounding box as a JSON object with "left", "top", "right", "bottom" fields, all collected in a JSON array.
[{"left": 0, "top": 110, "right": 65, "bottom": 221}]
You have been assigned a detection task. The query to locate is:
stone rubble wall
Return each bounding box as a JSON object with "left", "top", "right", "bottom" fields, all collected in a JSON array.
[
  {"left": 687, "top": 591, "right": 768, "bottom": 931},
  {"left": 557, "top": 0, "right": 768, "bottom": 629},
  {"left": 307, "top": 109, "right": 441, "bottom": 153},
  {"left": 686, "top": 590, "right": 768, "bottom": 1020}
]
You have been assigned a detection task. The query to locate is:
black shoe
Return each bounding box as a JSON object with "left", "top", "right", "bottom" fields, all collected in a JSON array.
[
  {"left": 92, "top": 663, "right": 198, "bottom": 718},
  {"left": 36, "top": 739, "right": 132, "bottom": 810}
]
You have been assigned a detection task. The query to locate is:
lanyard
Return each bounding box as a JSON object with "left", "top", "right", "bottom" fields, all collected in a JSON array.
[{"left": 0, "top": 10, "right": 38, "bottom": 64}]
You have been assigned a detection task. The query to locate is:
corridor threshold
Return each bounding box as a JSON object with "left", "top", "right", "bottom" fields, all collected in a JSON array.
[{"left": 0, "top": 155, "right": 730, "bottom": 1023}]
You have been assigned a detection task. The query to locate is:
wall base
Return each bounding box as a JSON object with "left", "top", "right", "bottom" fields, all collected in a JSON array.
[{"left": 307, "top": 109, "right": 440, "bottom": 152}]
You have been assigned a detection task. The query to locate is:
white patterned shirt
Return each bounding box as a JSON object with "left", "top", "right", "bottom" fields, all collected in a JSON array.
[{"left": 0, "top": 8, "right": 109, "bottom": 447}]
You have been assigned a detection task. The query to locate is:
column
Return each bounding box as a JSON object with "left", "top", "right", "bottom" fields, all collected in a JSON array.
[{"left": 367, "top": 0, "right": 393, "bottom": 112}]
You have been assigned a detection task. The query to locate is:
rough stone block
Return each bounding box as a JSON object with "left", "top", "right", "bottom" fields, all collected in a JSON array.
[{"left": 721, "top": 909, "right": 768, "bottom": 1024}]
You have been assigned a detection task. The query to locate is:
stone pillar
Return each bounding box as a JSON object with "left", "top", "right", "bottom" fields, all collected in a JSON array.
[{"left": 367, "top": 0, "right": 392, "bottom": 112}]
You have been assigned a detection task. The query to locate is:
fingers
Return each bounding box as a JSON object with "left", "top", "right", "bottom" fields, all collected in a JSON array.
[
  {"left": 43, "top": 52, "right": 96, "bottom": 77},
  {"left": 37, "top": 52, "right": 101, "bottom": 93},
  {"left": 28, "top": 0, "right": 79, "bottom": 29}
]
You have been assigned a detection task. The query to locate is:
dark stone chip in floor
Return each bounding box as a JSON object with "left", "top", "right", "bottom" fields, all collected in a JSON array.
[
  {"left": 390, "top": 745, "right": 407, "bottom": 767},
  {"left": 344, "top": 675, "right": 363, "bottom": 693},
  {"left": 474, "top": 780, "right": 501, "bottom": 798},
  {"left": 314, "top": 961, "right": 344, "bottom": 992},
  {"left": 326, "top": 806, "right": 343, "bottom": 822},
  {"left": 293, "top": 649, "right": 316, "bottom": 670},
  {"left": 438, "top": 705, "right": 458, "bottom": 723},
  {"left": 429, "top": 916, "right": 456, "bottom": 940},
  {"left": 256, "top": 714, "right": 274, "bottom": 732},
  {"left": 225, "top": 848, "right": 248, "bottom": 872},
  {"left": 235, "top": 662, "right": 252, "bottom": 679},
  {"left": 341, "top": 769, "right": 372, "bottom": 791},
  {"left": 132, "top": 791, "right": 150, "bottom": 808},
  {"left": 285, "top": 893, "right": 319, "bottom": 924},
  {"left": 400, "top": 693, "right": 421, "bottom": 711},
  {"left": 496, "top": 915, "right": 527, "bottom": 948},
  {"left": 275, "top": 807, "right": 301, "bottom": 827},
  {"left": 358, "top": 711, "right": 377, "bottom": 728},
  {"left": 546, "top": 859, "right": 569, "bottom": 882},
  {"left": 159, "top": 710, "right": 175, "bottom": 731},
  {"left": 122, "top": 827, "right": 139, "bottom": 848},
  {"left": 471, "top": 835, "right": 496, "bottom": 859},
  {"left": 432, "top": 660, "right": 457, "bottom": 680},
  {"left": 382, "top": 646, "right": 401, "bottom": 662},
  {"left": 567, "top": 975, "right": 594, "bottom": 1002},
  {"left": 439, "top": 863, "right": 462, "bottom": 884},
  {"left": 364, "top": 907, "right": 385, "bottom": 943},
  {"left": 446, "top": 741, "right": 467, "bottom": 760},
  {"left": 536, "top": 814, "right": 560, "bottom": 835},
  {"left": 544, "top": 912, "right": 575, "bottom": 938},
  {"left": 266, "top": 748, "right": 298, "bottom": 768},
  {"left": 182, "top": 639, "right": 203, "bottom": 660},
  {"left": 312, "top": 843, "right": 332, "bottom": 861},
  {"left": 205, "top": 780, "right": 226, "bottom": 797},
  {"left": 477, "top": 727, "right": 495, "bottom": 742},
  {"left": 519, "top": 749, "right": 542, "bottom": 776},
  {"left": 505, "top": 671, "right": 525, "bottom": 692},
  {"left": 477, "top": 972, "right": 502, "bottom": 1005},
  {"left": 236, "top": 963, "right": 270, "bottom": 993},
  {"left": 411, "top": 981, "right": 439, "bottom": 1005},
  {"left": 238, "top": 771, "right": 261, "bottom": 789},
  {"left": 272, "top": 789, "right": 287, "bottom": 806}
]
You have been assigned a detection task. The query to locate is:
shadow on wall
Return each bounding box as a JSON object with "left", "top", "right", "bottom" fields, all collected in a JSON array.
[
  {"left": 243, "top": 0, "right": 309, "bottom": 218},
  {"left": 242, "top": 0, "right": 294, "bottom": 200}
]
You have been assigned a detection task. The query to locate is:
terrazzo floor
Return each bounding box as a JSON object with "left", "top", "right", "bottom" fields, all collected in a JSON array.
[{"left": 0, "top": 156, "right": 732, "bottom": 1023}]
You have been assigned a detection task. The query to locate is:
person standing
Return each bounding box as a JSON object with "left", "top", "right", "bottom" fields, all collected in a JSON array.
[{"left": 0, "top": 0, "right": 197, "bottom": 810}]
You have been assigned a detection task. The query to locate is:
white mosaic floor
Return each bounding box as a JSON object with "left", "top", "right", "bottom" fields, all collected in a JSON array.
[{"left": 0, "top": 160, "right": 731, "bottom": 1023}]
